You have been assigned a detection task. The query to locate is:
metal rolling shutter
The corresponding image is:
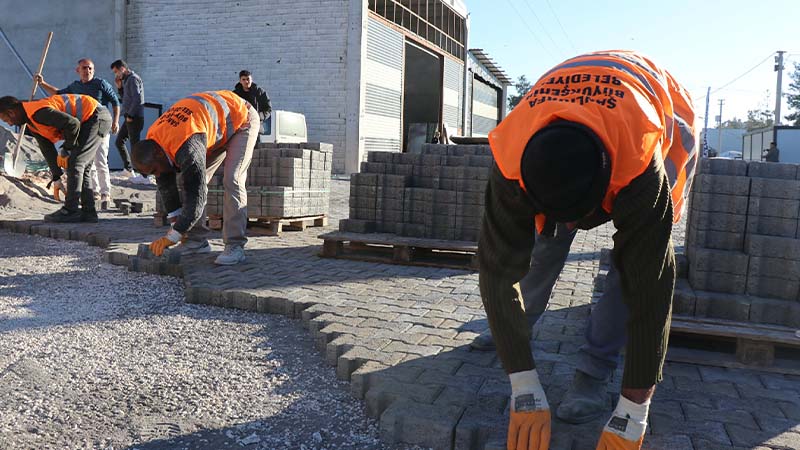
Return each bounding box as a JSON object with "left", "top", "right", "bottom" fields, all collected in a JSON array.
[
  {"left": 471, "top": 77, "right": 499, "bottom": 137},
  {"left": 363, "top": 17, "right": 404, "bottom": 156},
  {"left": 443, "top": 57, "right": 463, "bottom": 133}
]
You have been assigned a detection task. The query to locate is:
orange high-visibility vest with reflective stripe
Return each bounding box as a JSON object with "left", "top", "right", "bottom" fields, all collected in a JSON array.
[
  {"left": 147, "top": 90, "right": 249, "bottom": 165},
  {"left": 489, "top": 50, "right": 698, "bottom": 229},
  {"left": 22, "top": 94, "right": 99, "bottom": 143}
]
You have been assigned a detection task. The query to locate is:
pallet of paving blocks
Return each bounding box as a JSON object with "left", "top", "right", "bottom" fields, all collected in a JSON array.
[
  {"left": 319, "top": 143, "right": 491, "bottom": 269},
  {"left": 156, "top": 143, "right": 332, "bottom": 234},
  {"left": 669, "top": 157, "right": 800, "bottom": 373}
]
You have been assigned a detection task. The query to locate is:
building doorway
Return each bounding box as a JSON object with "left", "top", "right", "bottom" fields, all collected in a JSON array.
[{"left": 402, "top": 40, "right": 442, "bottom": 151}]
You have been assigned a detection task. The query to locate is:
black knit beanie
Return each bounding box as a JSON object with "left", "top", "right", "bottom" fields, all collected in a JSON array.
[{"left": 520, "top": 121, "right": 611, "bottom": 222}]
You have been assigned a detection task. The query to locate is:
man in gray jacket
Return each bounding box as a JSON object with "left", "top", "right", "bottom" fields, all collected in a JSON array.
[{"left": 111, "top": 59, "right": 148, "bottom": 182}]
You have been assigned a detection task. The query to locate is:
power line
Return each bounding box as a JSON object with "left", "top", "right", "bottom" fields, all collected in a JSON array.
[
  {"left": 696, "top": 53, "right": 775, "bottom": 102},
  {"left": 503, "top": 0, "right": 558, "bottom": 63},
  {"left": 519, "top": 0, "right": 567, "bottom": 59},
  {"left": 543, "top": 0, "right": 578, "bottom": 53}
]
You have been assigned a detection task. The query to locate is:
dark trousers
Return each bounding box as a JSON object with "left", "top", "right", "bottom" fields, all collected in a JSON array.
[
  {"left": 115, "top": 116, "right": 143, "bottom": 171},
  {"left": 65, "top": 109, "right": 112, "bottom": 212}
]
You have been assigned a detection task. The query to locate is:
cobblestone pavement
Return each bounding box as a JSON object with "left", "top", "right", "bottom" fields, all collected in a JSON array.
[
  {"left": 0, "top": 179, "right": 798, "bottom": 450},
  {"left": 0, "top": 230, "right": 422, "bottom": 450}
]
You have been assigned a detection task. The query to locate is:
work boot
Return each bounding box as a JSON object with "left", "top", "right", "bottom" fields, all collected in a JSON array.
[
  {"left": 470, "top": 328, "right": 496, "bottom": 351},
  {"left": 555, "top": 370, "right": 610, "bottom": 424},
  {"left": 81, "top": 209, "right": 99, "bottom": 223},
  {"left": 215, "top": 245, "right": 246, "bottom": 265},
  {"left": 44, "top": 207, "right": 82, "bottom": 223}
]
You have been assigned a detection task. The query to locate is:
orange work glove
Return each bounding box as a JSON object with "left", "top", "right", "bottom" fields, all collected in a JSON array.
[
  {"left": 507, "top": 370, "right": 551, "bottom": 450},
  {"left": 57, "top": 154, "right": 69, "bottom": 169},
  {"left": 595, "top": 396, "right": 649, "bottom": 450},
  {"left": 149, "top": 229, "right": 182, "bottom": 256}
]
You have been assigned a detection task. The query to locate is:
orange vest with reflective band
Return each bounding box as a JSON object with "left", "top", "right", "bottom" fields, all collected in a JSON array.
[
  {"left": 489, "top": 50, "right": 698, "bottom": 231},
  {"left": 22, "top": 94, "right": 99, "bottom": 143},
  {"left": 146, "top": 90, "right": 250, "bottom": 165}
]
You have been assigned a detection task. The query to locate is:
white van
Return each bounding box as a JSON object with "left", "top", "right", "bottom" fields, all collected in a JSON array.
[{"left": 259, "top": 110, "right": 307, "bottom": 144}]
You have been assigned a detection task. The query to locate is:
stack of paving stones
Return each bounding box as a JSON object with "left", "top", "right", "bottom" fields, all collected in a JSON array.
[
  {"left": 155, "top": 142, "right": 332, "bottom": 222},
  {"left": 678, "top": 157, "right": 800, "bottom": 328},
  {"left": 340, "top": 144, "right": 492, "bottom": 241}
]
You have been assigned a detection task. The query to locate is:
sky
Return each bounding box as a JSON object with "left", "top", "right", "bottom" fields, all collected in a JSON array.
[{"left": 463, "top": 0, "right": 799, "bottom": 127}]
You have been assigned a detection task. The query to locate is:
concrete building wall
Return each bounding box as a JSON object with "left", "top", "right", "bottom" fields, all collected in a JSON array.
[
  {"left": 0, "top": 0, "right": 124, "bottom": 104},
  {"left": 125, "top": 0, "right": 355, "bottom": 173}
]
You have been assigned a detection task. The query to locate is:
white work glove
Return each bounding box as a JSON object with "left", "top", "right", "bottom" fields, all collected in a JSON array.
[
  {"left": 507, "top": 369, "right": 551, "bottom": 450},
  {"left": 595, "top": 395, "right": 650, "bottom": 450}
]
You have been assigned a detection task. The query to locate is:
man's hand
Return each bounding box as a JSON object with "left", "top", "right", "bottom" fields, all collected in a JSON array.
[
  {"left": 595, "top": 395, "right": 650, "bottom": 450},
  {"left": 111, "top": 121, "right": 119, "bottom": 134},
  {"left": 149, "top": 229, "right": 182, "bottom": 256},
  {"left": 508, "top": 370, "right": 551, "bottom": 450},
  {"left": 34, "top": 74, "right": 44, "bottom": 84},
  {"left": 57, "top": 154, "right": 69, "bottom": 169}
]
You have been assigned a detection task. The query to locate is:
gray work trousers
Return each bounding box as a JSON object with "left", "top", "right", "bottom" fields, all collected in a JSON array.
[
  {"left": 186, "top": 104, "right": 260, "bottom": 247},
  {"left": 522, "top": 223, "right": 628, "bottom": 381},
  {"left": 65, "top": 108, "right": 112, "bottom": 212}
]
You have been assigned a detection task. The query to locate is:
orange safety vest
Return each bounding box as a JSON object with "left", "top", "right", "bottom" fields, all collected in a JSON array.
[
  {"left": 147, "top": 90, "right": 250, "bottom": 165},
  {"left": 22, "top": 94, "right": 99, "bottom": 143},
  {"left": 489, "top": 50, "right": 698, "bottom": 231}
]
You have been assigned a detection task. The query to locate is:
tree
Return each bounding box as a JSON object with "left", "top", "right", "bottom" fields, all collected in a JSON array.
[
  {"left": 745, "top": 108, "right": 774, "bottom": 131},
  {"left": 507, "top": 75, "right": 532, "bottom": 110},
  {"left": 720, "top": 117, "right": 744, "bottom": 129},
  {"left": 785, "top": 62, "right": 800, "bottom": 126}
]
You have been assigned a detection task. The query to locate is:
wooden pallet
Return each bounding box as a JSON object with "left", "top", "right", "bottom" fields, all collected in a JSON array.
[
  {"left": 668, "top": 315, "right": 800, "bottom": 375},
  {"left": 318, "top": 231, "right": 478, "bottom": 270},
  {"left": 208, "top": 214, "right": 328, "bottom": 235}
]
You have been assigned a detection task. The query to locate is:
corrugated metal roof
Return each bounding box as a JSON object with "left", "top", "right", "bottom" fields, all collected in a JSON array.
[{"left": 469, "top": 48, "right": 513, "bottom": 85}]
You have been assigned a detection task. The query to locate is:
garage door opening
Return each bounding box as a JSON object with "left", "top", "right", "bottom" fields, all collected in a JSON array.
[{"left": 403, "top": 41, "right": 442, "bottom": 151}]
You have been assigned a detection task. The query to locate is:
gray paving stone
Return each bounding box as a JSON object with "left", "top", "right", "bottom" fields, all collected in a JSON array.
[
  {"left": 749, "top": 196, "right": 800, "bottom": 219},
  {"left": 453, "top": 406, "right": 507, "bottom": 450},
  {"left": 699, "top": 157, "right": 749, "bottom": 176},
  {"left": 365, "top": 382, "right": 443, "bottom": 418},
  {"left": 694, "top": 290, "right": 751, "bottom": 322},
  {"left": 379, "top": 400, "right": 464, "bottom": 450},
  {"left": 746, "top": 215, "right": 798, "bottom": 238},
  {"left": 746, "top": 274, "right": 800, "bottom": 302},
  {"left": 748, "top": 296, "right": 800, "bottom": 327},
  {"left": 748, "top": 161, "right": 800, "bottom": 179},
  {"left": 650, "top": 413, "right": 732, "bottom": 445},
  {"left": 689, "top": 270, "right": 747, "bottom": 295},
  {"left": 750, "top": 177, "right": 800, "bottom": 200},
  {"left": 690, "top": 248, "right": 749, "bottom": 274},
  {"left": 725, "top": 425, "right": 800, "bottom": 449},
  {"left": 692, "top": 173, "right": 751, "bottom": 196}
]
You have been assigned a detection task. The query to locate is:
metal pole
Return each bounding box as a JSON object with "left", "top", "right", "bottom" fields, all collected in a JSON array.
[
  {"left": 775, "top": 50, "right": 786, "bottom": 125},
  {"left": 703, "top": 87, "right": 711, "bottom": 156},
  {"left": 717, "top": 99, "right": 724, "bottom": 154}
]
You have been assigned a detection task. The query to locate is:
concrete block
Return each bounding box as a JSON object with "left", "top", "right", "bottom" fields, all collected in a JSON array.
[
  {"left": 694, "top": 290, "right": 751, "bottom": 321},
  {"left": 746, "top": 275, "right": 800, "bottom": 301},
  {"left": 746, "top": 215, "right": 797, "bottom": 238},
  {"left": 748, "top": 256, "right": 800, "bottom": 281},
  {"left": 748, "top": 297, "right": 800, "bottom": 327},
  {"left": 747, "top": 161, "right": 799, "bottom": 180},
  {"left": 688, "top": 192, "right": 749, "bottom": 215},
  {"left": 673, "top": 279, "right": 696, "bottom": 315},
  {"left": 339, "top": 219, "right": 376, "bottom": 233},
  {"left": 749, "top": 178, "right": 800, "bottom": 200},
  {"left": 748, "top": 197, "right": 800, "bottom": 219},
  {"left": 379, "top": 400, "right": 463, "bottom": 450},
  {"left": 689, "top": 248, "right": 749, "bottom": 275},
  {"left": 689, "top": 270, "right": 746, "bottom": 294},
  {"left": 685, "top": 226, "right": 743, "bottom": 251},
  {"left": 692, "top": 174, "right": 750, "bottom": 196},
  {"left": 698, "top": 157, "right": 748, "bottom": 176},
  {"left": 744, "top": 234, "right": 800, "bottom": 259},
  {"left": 687, "top": 210, "right": 747, "bottom": 233}
]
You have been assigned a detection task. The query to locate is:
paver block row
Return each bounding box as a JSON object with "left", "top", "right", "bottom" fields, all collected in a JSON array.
[{"left": 747, "top": 161, "right": 800, "bottom": 180}]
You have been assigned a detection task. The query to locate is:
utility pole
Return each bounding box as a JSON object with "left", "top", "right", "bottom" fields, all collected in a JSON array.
[
  {"left": 703, "top": 87, "right": 711, "bottom": 156},
  {"left": 775, "top": 50, "right": 786, "bottom": 125},
  {"left": 717, "top": 99, "right": 724, "bottom": 154}
]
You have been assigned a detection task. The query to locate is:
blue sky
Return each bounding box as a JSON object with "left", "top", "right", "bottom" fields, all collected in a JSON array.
[{"left": 464, "top": 0, "right": 799, "bottom": 125}]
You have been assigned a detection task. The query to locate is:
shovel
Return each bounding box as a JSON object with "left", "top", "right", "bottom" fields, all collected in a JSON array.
[{"left": 3, "top": 31, "right": 53, "bottom": 178}]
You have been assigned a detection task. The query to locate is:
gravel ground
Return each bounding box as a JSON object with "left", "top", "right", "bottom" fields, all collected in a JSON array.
[{"left": 0, "top": 230, "right": 421, "bottom": 450}]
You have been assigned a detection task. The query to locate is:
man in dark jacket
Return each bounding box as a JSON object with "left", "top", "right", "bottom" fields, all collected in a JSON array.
[{"left": 233, "top": 70, "right": 272, "bottom": 124}]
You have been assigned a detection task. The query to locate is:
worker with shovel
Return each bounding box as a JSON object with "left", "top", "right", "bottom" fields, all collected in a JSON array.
[
  {"left": 478, "top": 50, "right": 697, "bottom": 450},
  {"left": 131, "top": 90, "right": 259, "bottom": 266},
  {"left": 0, "top": 94, "right": 111, "bottom": 222}
]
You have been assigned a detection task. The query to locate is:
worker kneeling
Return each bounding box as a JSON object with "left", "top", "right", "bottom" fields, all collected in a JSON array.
[
  {"left": 132, "top": 90, "right": 259, "bottom": 265},
  {"left": 0, "top": 94, "right": 112, "bottom": 221},
  {"left": 480, "top": 51, "right": 697, "bottom": 450}
]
